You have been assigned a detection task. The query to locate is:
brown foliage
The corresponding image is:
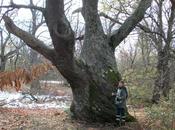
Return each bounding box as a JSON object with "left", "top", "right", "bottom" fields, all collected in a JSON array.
[{"left": 0, "top": 63, "right": 53, "bottom": 92}]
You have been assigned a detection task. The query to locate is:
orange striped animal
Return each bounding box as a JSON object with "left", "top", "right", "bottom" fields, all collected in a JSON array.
[{"left": 0, "top": 63, "right": 53, "bottom": 92}]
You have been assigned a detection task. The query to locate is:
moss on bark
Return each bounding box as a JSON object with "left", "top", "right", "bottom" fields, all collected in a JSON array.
[
  {"left": 86, "top": 80, "right": 136, "bottom": 123},
  {"left": 104, "top": 68, "right": 121, "bottom": 84}
]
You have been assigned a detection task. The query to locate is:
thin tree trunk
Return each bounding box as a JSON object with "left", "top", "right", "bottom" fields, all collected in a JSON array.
[
  {"left": 0, "top": 56, "right": 6, "bottom": 72},
  {"left": 29, "top": 50, "right": 41, "bottom": 94},
  {"left": 162, "top": 49, "right": 171, "bottom": 98},
  {"left": 29, "top": 0, "right": 42, "bottom": 94},
  {"left": 30, "top": 80, "right": 41, "bottom": 95},
  {"left": 152, "top": 50, "right": 170, "bottom": 103}
]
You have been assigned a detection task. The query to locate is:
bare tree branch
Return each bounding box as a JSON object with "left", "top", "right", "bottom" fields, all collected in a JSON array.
[
  {"left": 166, "top": 6, "right": 175, "bottom": 44},
  {"left": 0, "top": 2, "right": 45, "bottom": 12},
  {"left": 100, "top": 12, "right": 166, "bottom": 41},
  {"left": 5, "top": 49, "right": 18, "bottom": 58},
  {"left": 4, "top": 41, "right": 24, "bottom": 59},
  {"left": 3, "top": 16, "right": 55, "bottom": 61},
  {"left": 137, "top": 23, "right": 166, "bottom": 41},
  {"left": 75, "top": 35, "right": 84, "bottom": 41},
  {"left": 99, "top": 12, "right": 122, "bottom": 25}
]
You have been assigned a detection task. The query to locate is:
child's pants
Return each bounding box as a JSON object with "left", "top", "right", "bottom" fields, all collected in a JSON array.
[{"left": 116, "top": 106, "right": 126, "bottom": 123}]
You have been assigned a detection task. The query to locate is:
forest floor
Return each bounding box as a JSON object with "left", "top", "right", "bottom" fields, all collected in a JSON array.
[
  {"left": 0, "top": 107, "right": 148, "bottom": 130},
  {"left": 0, "top": 84, "right": 150, "bottom": 130}
]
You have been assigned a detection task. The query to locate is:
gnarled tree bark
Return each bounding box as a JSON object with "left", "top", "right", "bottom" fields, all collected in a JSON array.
[{"left": 2, "top": 0, "right": 152, "bottom": 122}]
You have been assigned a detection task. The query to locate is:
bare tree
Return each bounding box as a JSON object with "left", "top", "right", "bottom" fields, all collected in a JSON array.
[
  {"left": 139, "top": 0, "right": 175, "bottom": 103},
  {"left": 137, "top": 30, "right": 154, "bottom": 68},
  {"left": 117, "top": 43, "right": 138, "bottom": 71},
  {"left": 1, "top": 0, "right": 152, "bottom": 122},
  {"left": 0, "top": 0, "right": 20, "bottom": 71},
  {"left": 0, "top": 27, "right": 22, "bottom": 71},
  {"left": 27, "top": 0, "right": 45, "bottom": 94}
]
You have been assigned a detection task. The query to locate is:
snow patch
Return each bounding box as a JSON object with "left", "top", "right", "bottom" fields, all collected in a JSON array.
[
  {"left": 39, "top": 80, "right": 65, "bottom": 84},
  {"left": 0, "top": 91, "right": 71, "bottom": 109}
]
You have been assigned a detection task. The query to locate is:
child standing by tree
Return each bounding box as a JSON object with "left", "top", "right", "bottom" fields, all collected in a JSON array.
[{"left": 112, "top": 80, "right": 128, "bottom": 126}]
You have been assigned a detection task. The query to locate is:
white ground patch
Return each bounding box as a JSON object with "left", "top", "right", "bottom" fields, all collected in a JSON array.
[{"left": 0, "top": 91, "right": 71, "bottom": 109}]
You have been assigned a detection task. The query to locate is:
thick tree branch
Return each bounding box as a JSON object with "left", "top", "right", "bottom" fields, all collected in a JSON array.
[
  {"left": 82, "top": 0, "right": 105, "bottom": 36},
  {"left": 100, "top": 12, "right": 166, "bottom": 41},
  {"left": 45, "top": 0, "right": 74, "bottom": 40},
  {"left": 45, "top": 0, "right": 74, "bottom": 59},
  {"left": 110, "top": 0, "right": 152, "bottom": 48},
  {"left": 3, "top": 16, "right": 55, "bottom": 61}
]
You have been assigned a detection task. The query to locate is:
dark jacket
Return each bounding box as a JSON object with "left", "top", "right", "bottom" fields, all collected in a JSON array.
[{"left": 114, "top": 86, "right": 128, "bottom": 108}]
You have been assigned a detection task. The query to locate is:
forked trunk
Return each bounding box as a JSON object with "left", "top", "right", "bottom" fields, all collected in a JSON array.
[
  {"left": 3, "top": 0, "right": 152, "bottom": 123},
  {"left": 70, "top": 49, "right": 122, "bottom": 122},
  {"left": 66, "top": 0, "right": 123, "bottom": 121}
]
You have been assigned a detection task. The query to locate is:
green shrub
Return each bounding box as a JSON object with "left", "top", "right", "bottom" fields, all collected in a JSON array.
[
  {"left": 145, "top": 88, "right": 175, "bottom": 130},
  {"left": 121, "top": 67, "right": 155, "bottom": 106}
]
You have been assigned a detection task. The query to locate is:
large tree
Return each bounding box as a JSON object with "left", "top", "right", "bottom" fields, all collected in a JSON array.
[
  {"left": 0, "top": 27, "right": 22, "bottom": 72},
  {"left": 0, "top": 0, "right": 20, "bottom": 72},
  {"left": 1, "top": 0, "right": 152, "bottom": 122}
]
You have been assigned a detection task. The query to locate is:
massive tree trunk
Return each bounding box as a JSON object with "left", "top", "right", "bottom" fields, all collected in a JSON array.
[
  {"left": 2, "top": 0, "right": 152, "bottom": 122},
  {"left": 71, "top": 0, "right": 121, "bottom": 121}
]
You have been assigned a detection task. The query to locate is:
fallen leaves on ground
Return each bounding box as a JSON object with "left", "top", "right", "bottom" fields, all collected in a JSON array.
[{"left": 0, "top": 107, "right": 145, "bottom": 130}]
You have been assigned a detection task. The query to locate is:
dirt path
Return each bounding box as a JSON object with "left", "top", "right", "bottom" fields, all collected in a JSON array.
[
  {"left": 129, "top": 107, "right": 149, "bottom": 130},
  {"left": 129, "top": 106, "right": 147, "bottom": 122}
]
